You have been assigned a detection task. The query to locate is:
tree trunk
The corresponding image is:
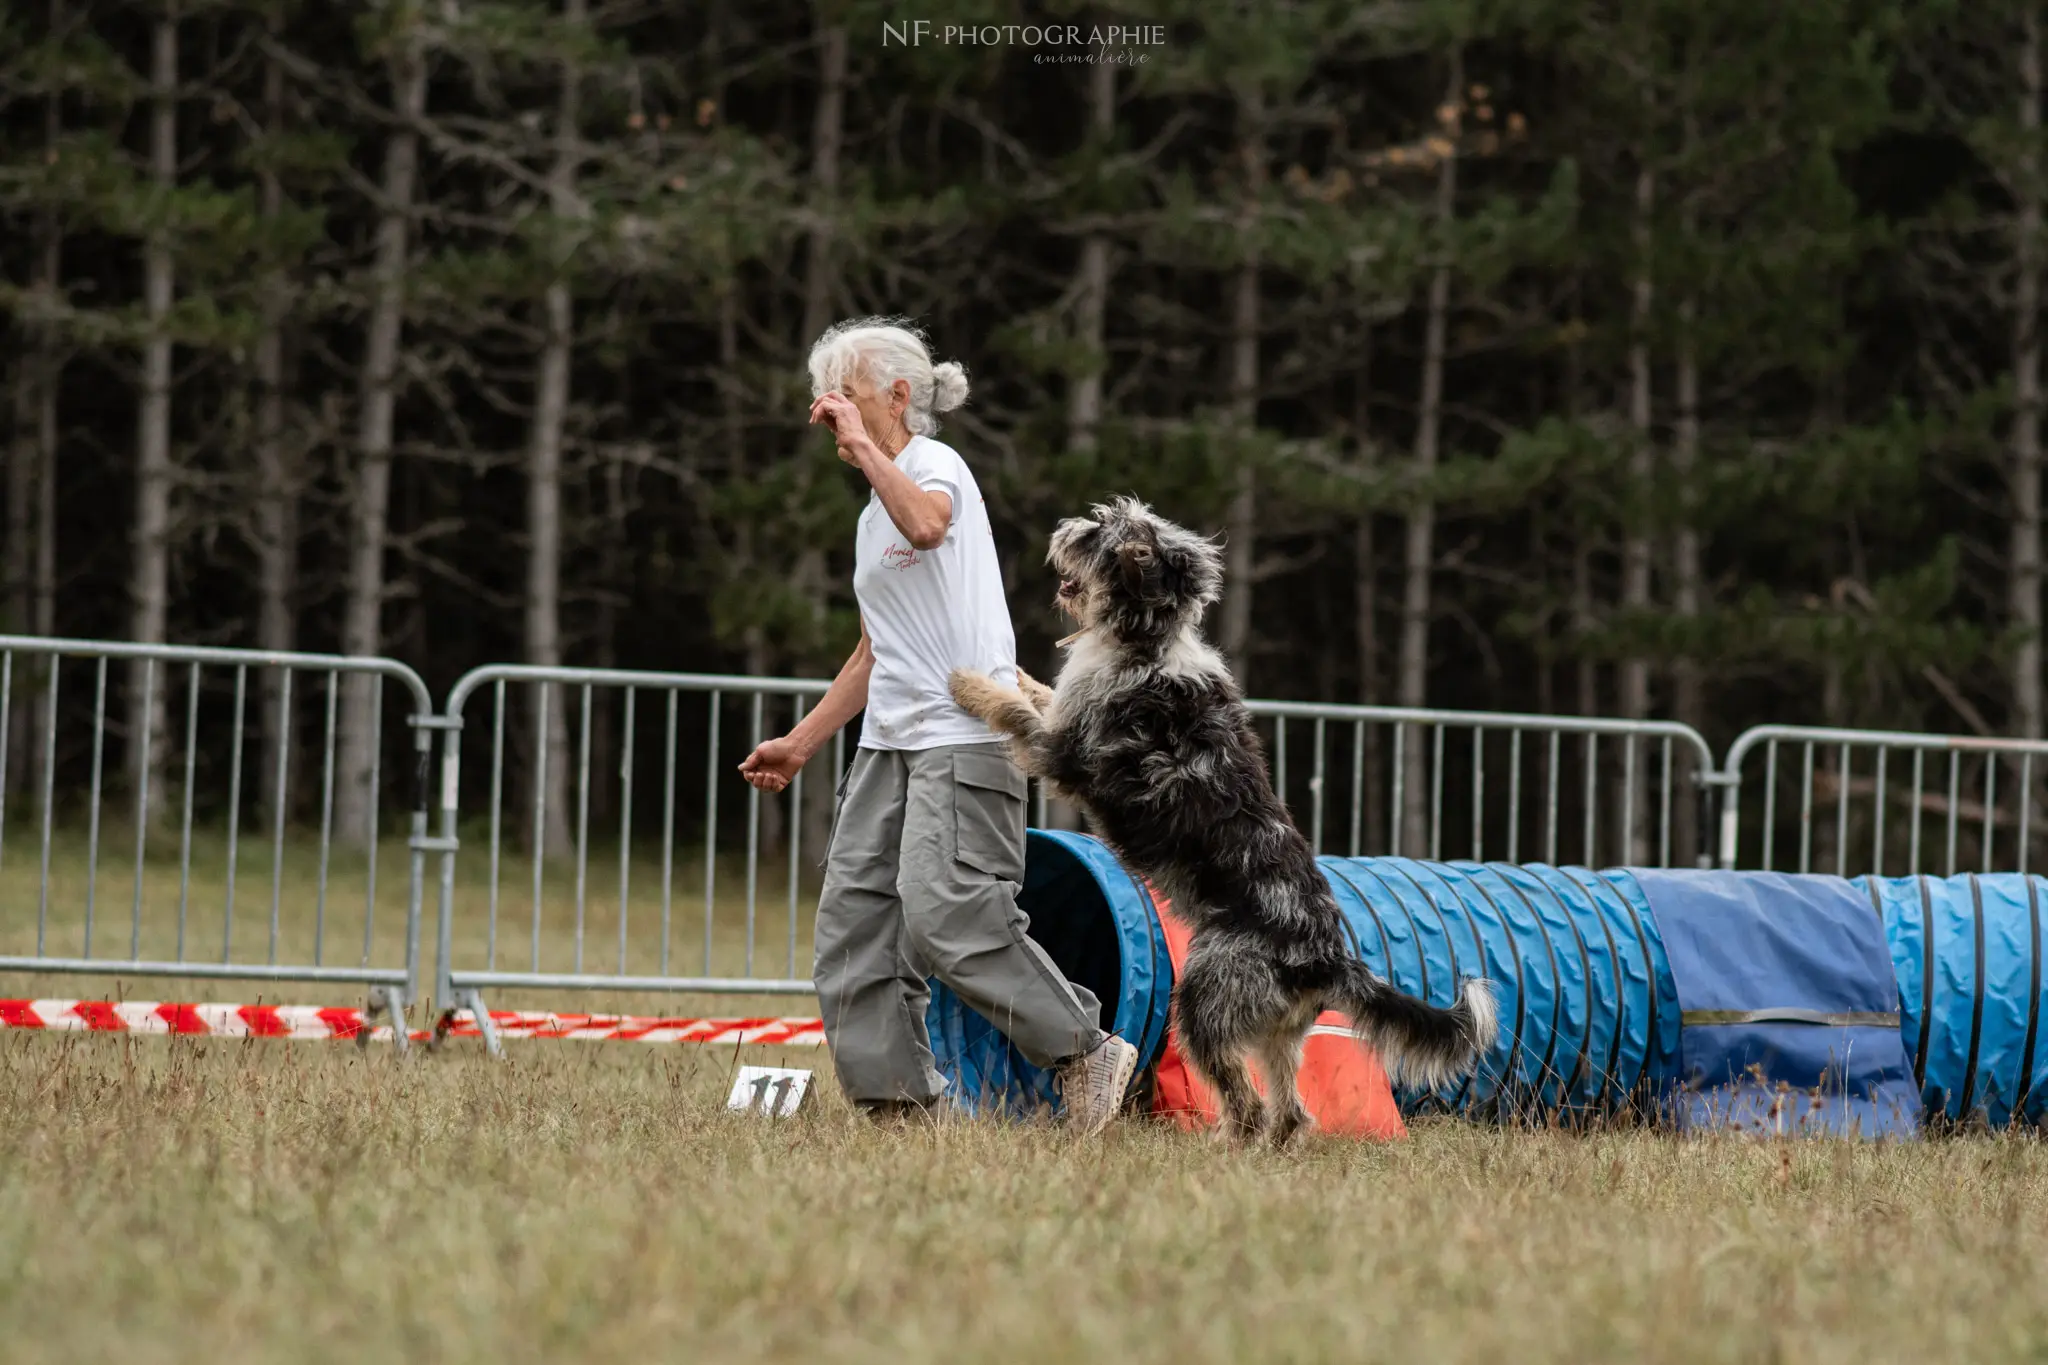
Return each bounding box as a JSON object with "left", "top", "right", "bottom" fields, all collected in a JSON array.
[
  {"left": 526, "top": 0, "right": 584, "bottom": 860},
  {"left": 34, "top": 361, "right": 54, "bottom": 645},
  {"left": 1563, "top": 277, "right": 1598, "bottom": 730},
  {"left": 1817, "top": 659, "right": 1844, "bottom": 871},
  {"left": 6, "top": 362, "right": 34, "bottom": 801},
  {"left": 1067, "top": 57, "right": 1116, "bottom": 456},
  {"left": 1066, "top": 241, "right": 1111, "bottom": 451},
  {"left": 1046, "top": 55, "right": 1118, "bottom": 833},
  {"left": 1618, "top": 156, "right": 1656, "bottom": 864},
  {"left": 7, "top": 393, "right": 30, "bottom": 641},
  {"left": 254, "top": 35, "right": 299, "bottom": 826},
  {"left": 1398, "top": 54, "right": 1460, "bottom": 857},
  {"left": 2012, "top": 11, "right": 2043, "bottom": 745},
  {"left": 1661, "top": 92, "right": 1703, "bottom": 863},
  {"left": 336, "top": 31, "right": 427, "bottom": 846},
  {"left": 4, "top": 0, "right": 57, "bottom": 660},
  {"left": 1670, "top": 302, "right": 1701, "bottom": 865},
  {"left": 5, "top": 55, "right": 60, "bottom": 788},
  {"left": 17, "top": 2, "right": 62, "bottom": 810},
  {"left": 13, "top": 272, "right": 58, "bottom": 803},
  {"left": 1572, "top": 544, "right": 1596, "bottom": 718},
  {"left": 778, "top": 14, "right": 849, "bottom": 863},
  {"left": 1353, "top": 341, "right": 1381, "bottom": 853},
  {"left": 127, "top": 5, "right": 177, "bottom": 806},
  {"left": 589, "top": 456, "right": 625, "bottom": 832},
  {"left": 800, "top": 20, "right": 846, "bottom": 347},
  {"left": 1217, "top": 84, "right": 1264, "bottom": 686}
]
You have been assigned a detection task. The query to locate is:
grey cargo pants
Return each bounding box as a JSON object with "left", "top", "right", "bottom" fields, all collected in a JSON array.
[{"left": 813, "top": 742, "right": 1106, "bottom": 1106}]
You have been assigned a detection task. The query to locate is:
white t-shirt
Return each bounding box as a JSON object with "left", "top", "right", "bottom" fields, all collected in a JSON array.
[{"left": 853, "top": 436, "right": 1016, "bottom": 751}]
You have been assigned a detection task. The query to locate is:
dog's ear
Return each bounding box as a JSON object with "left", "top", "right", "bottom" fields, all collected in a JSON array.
[
  {"left": 1154, "top": 531, "right": 1222, "bottom": 606},
  {"left": 1117, "top": 540, "right": 1156, "bottom": 595}
]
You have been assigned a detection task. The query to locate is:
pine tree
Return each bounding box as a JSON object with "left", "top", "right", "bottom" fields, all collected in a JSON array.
[
  {"left": 1906, "top": 0, "right": 2048, "bottom": 741},
  {"left": 335, "top": 0, "right": 428, "bottom": 844}
]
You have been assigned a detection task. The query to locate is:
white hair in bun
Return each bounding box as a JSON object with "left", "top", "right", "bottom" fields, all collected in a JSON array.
[{"left": 807, "top": 316, "right": 971, "bottom": 436}]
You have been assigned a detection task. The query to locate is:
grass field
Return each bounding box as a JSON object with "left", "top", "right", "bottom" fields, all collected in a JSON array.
[
  {"left": 2, "top": 1034, "right": 2046, "bottom": 1364},
  {"left": 8, "top": 830, "right": 2048, "bottom": 1361}
]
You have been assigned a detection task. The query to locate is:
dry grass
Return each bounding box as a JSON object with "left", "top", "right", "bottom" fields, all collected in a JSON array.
[
  {"left": 8, "top": 833, "right": 2048, "bottom": 1361},
  {"left": 2, "top": 1034, "right": 2046, "bottom": 1364}
]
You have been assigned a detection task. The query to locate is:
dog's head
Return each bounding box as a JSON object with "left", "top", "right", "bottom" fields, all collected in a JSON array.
[{"left": 1047, "top": 496, "right": 1224, "bottom": 644}]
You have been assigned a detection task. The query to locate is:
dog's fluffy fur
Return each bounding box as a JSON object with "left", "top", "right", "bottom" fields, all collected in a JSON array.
[{"left": 950, "top": 496, "right": 1497, "bottom": 1147}]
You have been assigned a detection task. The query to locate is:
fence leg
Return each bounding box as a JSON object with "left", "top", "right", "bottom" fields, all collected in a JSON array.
[
  {"left": 1708, "top": 771, "right": 1741, "bottom": 870},
  {"left": 431, "top": 988, "right": 502, "bottom": 1057},
  {"left": 363, "top": 985, "right": 411, "bottom": 1054},
  {"left": 467, "top": 988, "right": 502, "bottom": 1057},
  {"left": 1693, "top": 771, "right": 1714, "bottom": 870}
]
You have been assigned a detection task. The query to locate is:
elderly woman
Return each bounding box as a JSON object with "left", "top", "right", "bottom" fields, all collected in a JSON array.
[{"left": 740, "top": 317, "right": 1137, "bottom": 1130}]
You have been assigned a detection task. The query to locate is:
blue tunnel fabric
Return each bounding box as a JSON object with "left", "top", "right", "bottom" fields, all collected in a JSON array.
[
  {"left": 1563, "top": 866, "right": 1683, "bottom": 1112},
  {"left": 925, "top": 830, "right": 1173, "bottom": 1117},
  {"left": 920, "top": 832, "right": 2041, "bottom": 1130},
  {"left": 1319, "top": 860, "right": 1678, "bottom": 1120},
  {"left": 1856, "top": 873, "right": 2047, "bottom": 1128},
  {"left": 1632, "top": 870, "right": 1920, "bottom": 1138},
  {"left": 928, "top": 839, "right": 1687, "bottom": 1125}
]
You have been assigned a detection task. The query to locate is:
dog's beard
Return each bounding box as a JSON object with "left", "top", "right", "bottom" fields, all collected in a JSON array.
[
  {"left": 1054, "top": 592, "right": 1086, "bottom": 646},
  {"left": 1052, "top": 573, "right": 1093, "bottom": 647}
]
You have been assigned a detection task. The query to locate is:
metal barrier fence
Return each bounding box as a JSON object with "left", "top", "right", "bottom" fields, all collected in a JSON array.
[
  {"left": 1717, "top": 724, "right": 2048, "bottom": 877},
  {"left": 1247, "top": 700, "right": 1717, "bottom": 870},
  {"left": 421, "top": 669, "right": 1718, "bottom": 1049},
  {"left": 12, "top": 634, "right": 2048, "bottom": 1052},
  {"left": 428, "top": 665, "right": 840, "bottom": 1053},
  {"left": 0, "top": 635, "right": 434, "bottom": 1047}
]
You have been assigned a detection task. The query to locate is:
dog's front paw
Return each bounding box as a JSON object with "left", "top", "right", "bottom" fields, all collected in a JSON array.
[
  {"left": 949, "top": 668, "right": 1000, "bottom": 719},
  {"left": 1014, "top": 668, "right": 1055, "bottom": 710}
]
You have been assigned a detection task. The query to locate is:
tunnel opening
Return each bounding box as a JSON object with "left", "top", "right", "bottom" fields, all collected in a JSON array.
[{"left": 1015, "top": 831, "right": 1126, "bottom": 1036}]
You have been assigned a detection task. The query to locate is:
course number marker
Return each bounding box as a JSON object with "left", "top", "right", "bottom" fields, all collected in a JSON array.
[{"left": 727, "top": 1064, "right": 812, "bottom": 1118}]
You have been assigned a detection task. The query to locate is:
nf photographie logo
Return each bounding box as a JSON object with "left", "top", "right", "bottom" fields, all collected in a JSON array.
[{"left": 881, "top": 20, "right": 1168, "bottom": 64}]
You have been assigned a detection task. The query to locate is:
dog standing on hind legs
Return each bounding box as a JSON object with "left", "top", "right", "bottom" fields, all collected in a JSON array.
[{"left": 950, "top": 496, "right": 1498, "bottom": 1147}]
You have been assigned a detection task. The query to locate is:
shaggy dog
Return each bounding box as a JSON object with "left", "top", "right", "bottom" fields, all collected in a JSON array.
[{"left": 950, "top": 497, "right": 1497, "bottom": 1147}]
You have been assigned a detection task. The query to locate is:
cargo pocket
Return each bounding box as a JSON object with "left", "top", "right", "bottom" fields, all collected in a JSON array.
[{"left": 952, "top": 746, "right": 1028, "bottom": 881}]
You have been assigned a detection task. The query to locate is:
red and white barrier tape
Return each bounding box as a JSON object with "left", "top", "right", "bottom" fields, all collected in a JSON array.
[
  {"left": 0, "top": 999, "right": 827, "bottom": 1048},
  {"left": 440, "top": 1010, "right": 827, "bottom": 1046},
  {"left": 0, "top": 998, "right": 402, "bottom": 1040}
]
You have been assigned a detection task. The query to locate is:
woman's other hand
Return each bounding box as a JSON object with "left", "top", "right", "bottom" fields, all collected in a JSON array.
[{"left": 739, "top": 734, "right": 809, "bottom": 792}]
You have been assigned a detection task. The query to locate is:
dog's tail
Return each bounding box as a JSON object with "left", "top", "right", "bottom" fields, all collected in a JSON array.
[{"left": 1334, "top": 958, "right": 1498, "bottom": 1092}]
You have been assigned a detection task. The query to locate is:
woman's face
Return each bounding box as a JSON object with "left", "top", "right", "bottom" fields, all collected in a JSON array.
[{"left": 838, "top": 367, "right": 910, "bottom": 450}]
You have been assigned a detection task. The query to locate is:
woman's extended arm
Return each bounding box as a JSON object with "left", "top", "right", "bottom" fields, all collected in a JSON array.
[{"left": 737, "top": 620, "right": 874, "bottom": 792}]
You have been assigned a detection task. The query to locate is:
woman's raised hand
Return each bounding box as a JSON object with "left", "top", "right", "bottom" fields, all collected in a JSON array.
[{"left": 810, "top": 392, "right": 869, "bottom": 465}]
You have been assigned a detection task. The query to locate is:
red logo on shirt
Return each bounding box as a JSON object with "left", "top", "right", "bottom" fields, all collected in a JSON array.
[{"left": 881, "top": 543, "right": 922, "bottom": 570}]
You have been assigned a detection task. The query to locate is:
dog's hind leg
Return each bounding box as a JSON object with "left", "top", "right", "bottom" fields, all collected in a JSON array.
[
  {"left": 1254, "top": 1003, "right": 1318, "bottom": 1149},
  {"left": 1175, "top": 946, "right": 1272, "bottom": 1144},
  {"left": 1185, "top": 1039, "right": 1262, "bottom": 1144}
]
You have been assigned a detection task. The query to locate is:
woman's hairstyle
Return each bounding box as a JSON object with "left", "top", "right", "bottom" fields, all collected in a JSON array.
[{"left": 806, "top": 316, "right": 970, "bottom": 437}]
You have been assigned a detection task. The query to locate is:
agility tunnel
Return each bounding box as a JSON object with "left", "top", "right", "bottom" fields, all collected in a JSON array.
[
  {"left": 927, "top": 832, "right": 2045, "bottom": 1134},
  {"left": 1859, "top": 873, "right": 2047, "bottom": 1128},
  {"left": 925, "top": 830, "right": 1174, "bottom": 1118}
]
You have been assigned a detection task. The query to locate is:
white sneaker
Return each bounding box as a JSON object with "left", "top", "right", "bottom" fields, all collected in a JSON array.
[{"left": 1059, "top": 1034, "right": 1138, "bottom": 1134}]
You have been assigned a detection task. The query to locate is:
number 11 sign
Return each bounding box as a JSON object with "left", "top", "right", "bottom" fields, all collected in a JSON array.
[{"left": 726, "top": 1065, "right": 812, "bottom": 1118}]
